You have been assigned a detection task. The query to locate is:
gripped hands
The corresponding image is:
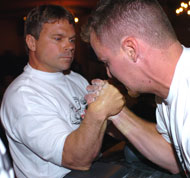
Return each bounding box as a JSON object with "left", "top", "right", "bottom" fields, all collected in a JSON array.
[{"left": 85, "top": 79, "right": 125, "bottom": 118}]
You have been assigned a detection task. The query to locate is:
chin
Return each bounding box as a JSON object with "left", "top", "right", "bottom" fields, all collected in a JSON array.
[{"left": 62, "top": 64, "right": 72, "bottom": 71}]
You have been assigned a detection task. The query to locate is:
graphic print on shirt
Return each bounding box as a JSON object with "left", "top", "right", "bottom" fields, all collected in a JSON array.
[{"left": 69, "top": 96, "right": 87, "bottom": 125}]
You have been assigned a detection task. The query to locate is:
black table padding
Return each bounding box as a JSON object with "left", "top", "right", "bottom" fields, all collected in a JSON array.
[{"left": 64, "top": 162, "right": 128, "bottom": 178}]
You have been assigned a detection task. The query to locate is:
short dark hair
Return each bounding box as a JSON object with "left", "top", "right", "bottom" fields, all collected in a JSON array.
[
  {"left": 81, "top": 0, "right": 177, "bottom": 48},
  {"left": 24, "top": 4, "right": 75, "bottom": 40}
]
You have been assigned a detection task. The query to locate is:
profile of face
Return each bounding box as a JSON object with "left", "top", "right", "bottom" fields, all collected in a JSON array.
[
  {"left": 90, "top": 32, "right": 130, "bottom": 86},
  {"left": 26, "top": 19, "right": 76, "bottom": 72},
  {"left": 90, "top": 32, "right": 142, "bottom": 97}
]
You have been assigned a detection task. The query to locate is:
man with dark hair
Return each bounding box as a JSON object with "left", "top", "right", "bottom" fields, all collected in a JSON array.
[
  {"left": 0, "top": 4, "right": 125, "bottom": 178},
  {"left": 82, "top": 0, "right": 190, "bottom": 177}
]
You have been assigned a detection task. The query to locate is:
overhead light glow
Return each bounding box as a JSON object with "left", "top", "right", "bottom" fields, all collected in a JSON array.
[
  {"left": 74, "top": 17, "right": 79, "bottom": 23},
  {"left": 176, "top": 1, "right": 190, "bottom": 15}
]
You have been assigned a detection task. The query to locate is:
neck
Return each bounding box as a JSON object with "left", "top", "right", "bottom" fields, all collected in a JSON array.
[
  {"left": 28, "top": 52, "right": 41, "bottom": 70},
  {"left": 142, "top": 41, "right": 183, "bottom": 99}
]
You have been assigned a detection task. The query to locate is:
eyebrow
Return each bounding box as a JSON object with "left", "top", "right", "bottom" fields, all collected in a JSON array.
[
  {"left": 52, "top": 34, "right": 76, "bottom": 39},
  {"left": 69, "top": 35, "right": 76, "bottom": 39}
]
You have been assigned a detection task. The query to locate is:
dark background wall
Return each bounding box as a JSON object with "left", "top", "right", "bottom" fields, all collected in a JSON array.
[{"left": 0, "top": 0, "right": 190, "bottom": 98}]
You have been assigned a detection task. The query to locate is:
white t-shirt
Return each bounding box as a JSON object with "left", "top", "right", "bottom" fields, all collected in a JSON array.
[
  {"left": 0, "top": 138, "right": 14, "bottom": 178},
  {"left": 0, "top": 64, "right": 89, "bottom": 178},
  {"left": 156, "top": 46, "right": 190, "bottom": 176}
]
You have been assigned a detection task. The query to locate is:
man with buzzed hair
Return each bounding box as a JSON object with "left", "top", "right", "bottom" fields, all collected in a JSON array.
[{"left": 82, "top": 0, "right": 190, "bottom": 177}]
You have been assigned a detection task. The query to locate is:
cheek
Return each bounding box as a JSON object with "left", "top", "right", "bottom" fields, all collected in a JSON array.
[
  {"left": 109, "top": 62, "right": 124, "bottom": 78},
  {"left": 109, "top": 62, "right": 129, "bottom": 86},
  {"left": 40, "top": 43, "right": 59, "bottom": 56}
]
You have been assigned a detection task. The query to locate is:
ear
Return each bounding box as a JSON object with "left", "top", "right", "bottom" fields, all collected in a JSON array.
[
  {"left": 25, "top": 34, "right": 37, "bottom": 52},
  {"left": 121, "top": 37, "right": 138, "bottom": 63}
]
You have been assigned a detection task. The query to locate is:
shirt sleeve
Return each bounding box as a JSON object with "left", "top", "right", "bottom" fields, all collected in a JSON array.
[
  {"left": 0, "top": 138, "right": 15, "bottom": 178},
  {"left": 181, "top": 101, "right": 190, "bottom": 172},
  {"left": 5, "top": 87, "right": 73, "bottom": 166},
  {"left": 155, "top": 97, "right": 171, "bottom": 143}
]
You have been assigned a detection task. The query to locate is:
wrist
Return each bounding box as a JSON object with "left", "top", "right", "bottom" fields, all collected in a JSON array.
[
  {"left": 110, "top": 107, "right": 132, "bottom": 137},
  {"left": 87, "top": 101, "right": 108, "bottom": 119}
]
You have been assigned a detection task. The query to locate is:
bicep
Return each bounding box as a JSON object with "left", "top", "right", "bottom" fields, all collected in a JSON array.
[{"left": 12, "top": 93, "right": 73, "bottom": 166}]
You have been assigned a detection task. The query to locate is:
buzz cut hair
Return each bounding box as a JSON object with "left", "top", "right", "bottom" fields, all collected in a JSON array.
[{"left": 81, "top": 0, "right": 177, "bottom": 48}]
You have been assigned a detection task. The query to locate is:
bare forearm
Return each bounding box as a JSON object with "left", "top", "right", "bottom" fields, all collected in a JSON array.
[
  {"left": 111, "top": 107, "right": 179, "bottom": 174},
  {"left": 62, "top": 79, "right": 125, "bottom": 170},
  {"left": 62, "top": 111, "right": 107, "bottom": 170}
]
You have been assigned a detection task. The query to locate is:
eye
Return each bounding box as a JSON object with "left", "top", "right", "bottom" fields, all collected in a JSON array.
[
  {"left": 54, "top": 37, "right": 62, "bottom": 41},
  {"left": 69, "top": 38, "right": 76, "bottom": 43}
]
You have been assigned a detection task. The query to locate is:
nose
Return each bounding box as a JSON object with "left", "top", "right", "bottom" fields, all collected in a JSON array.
[
  {"left": 64, "top": 40, "right": 75, "bottom": 53},
  {"left": 106, "top": 67, "right": 112, "bottom": 78}
]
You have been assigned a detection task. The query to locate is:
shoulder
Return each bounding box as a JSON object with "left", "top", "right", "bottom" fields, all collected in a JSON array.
[{"left": 67, "top": 71, "right": 89, "bottom": 86}]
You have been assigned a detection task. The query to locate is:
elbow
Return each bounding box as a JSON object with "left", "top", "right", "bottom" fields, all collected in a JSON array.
[
  {"left": 168, "top": 165, "right": 180, "bottom": 175},
  {"left": 67, "top": 165, "right": 91, "bottom": 171},
  {"left": 69, "top": 162, "right": 92, "bottom": 171},
  {"left": 169, "top": 169, "right": 180, "bottom": 175},
  {"left": 72, "top": 165, "right": 91, "bottom": 171},
  {"left": 62, "top": 159, "right": 92, "bottom": 171}
]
